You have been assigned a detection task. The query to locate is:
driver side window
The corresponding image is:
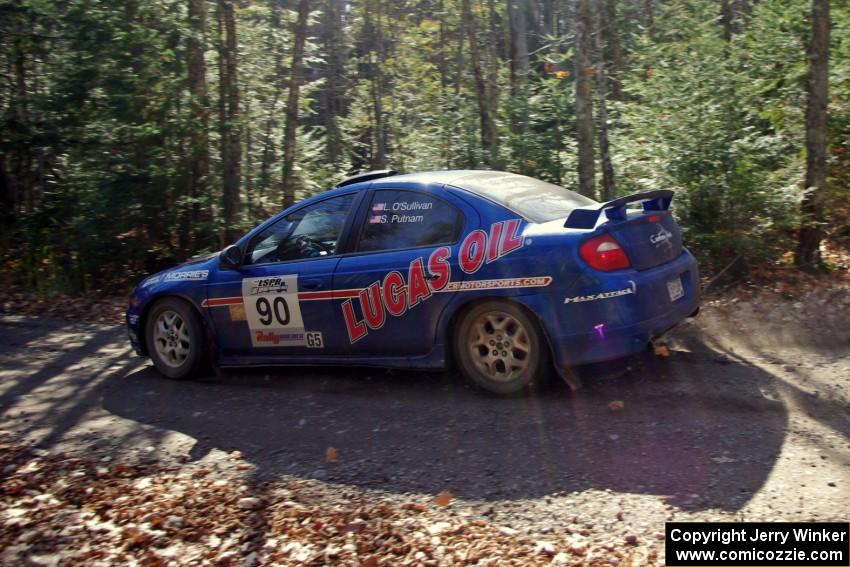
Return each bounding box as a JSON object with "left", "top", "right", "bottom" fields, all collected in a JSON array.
[{"left": 247, "top": 193, "right": 355, "bottom": 264}]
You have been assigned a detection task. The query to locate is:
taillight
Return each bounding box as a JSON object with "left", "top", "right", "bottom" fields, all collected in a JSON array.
[{"left": 579, "top": 234, "right": 631, "bottom": 271}]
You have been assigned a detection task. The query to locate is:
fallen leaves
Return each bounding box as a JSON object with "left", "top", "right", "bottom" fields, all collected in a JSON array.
[
  {"left": 0, "top": 440, "right": 652, "bottom": 566},
  {"left": 325, "top": 447, "right": 339, "bottom": 463},
  {"left": 653, "top": 343, "right": 671, "bottom": 357},
  {"left": 434, "top": 490, "right": 453, "bottom": 507},
  {"left": 0, "top": 286, "right": 126, "bottom": 324}
]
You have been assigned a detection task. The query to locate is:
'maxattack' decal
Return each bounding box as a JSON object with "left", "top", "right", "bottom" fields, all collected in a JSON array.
[{"left": 563, "top": 281, "right": 636, "bottom": 304}]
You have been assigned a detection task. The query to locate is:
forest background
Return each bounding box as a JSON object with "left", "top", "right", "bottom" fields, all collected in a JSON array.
[{"left": 1, "top": 0, "right": 847, "bottom": 294}]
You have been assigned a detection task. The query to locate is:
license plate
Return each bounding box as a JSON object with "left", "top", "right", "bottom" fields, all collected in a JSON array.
[{"left": 667, "top": 276, "right": 684, "bottom": 302}]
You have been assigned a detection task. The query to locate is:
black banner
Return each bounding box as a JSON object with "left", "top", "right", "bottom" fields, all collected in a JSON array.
[{"left": 665, "top": 522, "right": 849, "bottom": 566}]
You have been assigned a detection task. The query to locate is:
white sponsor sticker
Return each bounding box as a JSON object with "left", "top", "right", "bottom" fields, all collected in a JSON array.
[
  {"left": 650, "top": 227, "right": 673, "bottom": 245},
  {"left": 242, "top": 275, "right": 306, "bottom": 347},
  {"left": 305, "top": 331, "right": 324, "bottom": 348}
]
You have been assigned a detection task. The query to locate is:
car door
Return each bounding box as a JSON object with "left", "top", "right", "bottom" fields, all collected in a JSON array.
[
  {"left": 334, "top": 187, "right": 473, "bottom": 356},
  {"left": 206, "top": 192, "right": 358, "bottom": 358}
]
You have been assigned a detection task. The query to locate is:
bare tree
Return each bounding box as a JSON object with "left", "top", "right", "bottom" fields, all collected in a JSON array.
[
  {"left": 318, "top": 0, "right": 346, "bottom": 167},
  {"left": 602, "top": 0, "right": 623, "bottom": 101},
  {"left": 507, "top": 0, "right": 528, "bottom": 95},
  {"left": 796, "top": 0, "right": 830, "bottom": 268},
  {"left": 217, "top": 0, "right": 241, "bottom": 244},
  {"left": 463, "top": 0, "right": 498, "bottom": 167},
  {"left": 186, "top": 0, "right": 211, "bottom": 246},
  {"left": 574, "top": 0, "right": 596, "bottom": 198},
  {"left": 596, "top": 1, "right": 616, "bottom": 201},
  {"left": 282, "top": 0, "right": 310, "bottom": 209},
  {"left": 643, "top": 0, "right": 655, "bottom": 38}
]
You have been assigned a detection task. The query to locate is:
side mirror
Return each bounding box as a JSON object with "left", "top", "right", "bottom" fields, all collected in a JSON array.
[{"left": 219, "top": 245, "right": 243, "bottom": 270}]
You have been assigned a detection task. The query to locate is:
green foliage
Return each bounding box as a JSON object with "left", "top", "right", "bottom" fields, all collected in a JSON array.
[
  {"left": 614, "top": 0, "right": 809, "bottom": 271},
  {"left": 1, "top": 0, "right": 848, "bottom": 292}
]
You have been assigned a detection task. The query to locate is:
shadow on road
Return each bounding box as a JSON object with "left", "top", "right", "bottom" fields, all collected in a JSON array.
[{"left": 100, "top": 326, "right": 790, "bottom": 511}]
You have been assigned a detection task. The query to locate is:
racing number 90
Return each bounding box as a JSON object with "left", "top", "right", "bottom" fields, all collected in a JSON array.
[{"left": 256, "top": 297, "right": 290, "bottom": 326}]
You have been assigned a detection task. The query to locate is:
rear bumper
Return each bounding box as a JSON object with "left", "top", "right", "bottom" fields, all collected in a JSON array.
[{"left": 545, "top": 250, "right": 700, "bottom": 368}]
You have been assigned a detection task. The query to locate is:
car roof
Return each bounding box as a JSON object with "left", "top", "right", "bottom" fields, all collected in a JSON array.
[
  {"left": 370, "top": 169, "right": 494, "bottom": 188},
  {"left": 303, "top": 169, "right": 597, "bottom": 219}
]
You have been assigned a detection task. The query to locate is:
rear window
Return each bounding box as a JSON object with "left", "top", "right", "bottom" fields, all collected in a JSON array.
[{"left": 449, "top": 171, "right": 597, "bottom": 223}]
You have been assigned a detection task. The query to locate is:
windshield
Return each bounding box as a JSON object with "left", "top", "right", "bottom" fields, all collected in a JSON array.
[{"left": 448, "top": 171, "right": 597, "bottom": 223}]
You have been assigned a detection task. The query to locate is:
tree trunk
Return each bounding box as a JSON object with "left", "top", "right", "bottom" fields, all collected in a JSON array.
[
  {"left": 186, "top": 0, "right": 211, "bottom": 247},
  {"left": 10, "top": 21, "right": 31, "bottom": 215},
  {"left": 281, "top": 0, "right": 309, "bottom": 209},
  {"left": 596, "top": 2, "right": 616, "bottom": 201},
  {"left": 722, "top": 0, "right": 753, "bottom": 40},
  {"left": 259, "top": 56, "right": 283, "bottom": 198},
  {"left": 217, "top": 0, "right": 241, "bottom": 244},
  {"left": 0, "top": 154, "right": 13, "bottom": 226},
  {"left": 438, "top": 0, "right": 450, "bottom": 166},
  {"left": 574, "top": 0, "right": 596, "bottom": 198},
  {"left": 546, "top": 0, "right": 560, "bottom": 58},
  {"left": 643, "top": 0, "right": 655, "bottom": 38},
  {"left": 320, "top": 0, "right": 345, "bottom": 166},
  {"left": 796, "top": 0, "right": 829, "bottom": 268},
  {"left": 486, "top": 0, "right": 499, "bottom": 119},
  {"left": 506, "top": 0, "right": 528, "bottom": 96},
  {"left": 463, "top": 0, "right": 497, "bottom": 167},
  {"left": 373, "top": 0, "right": 388, "bottom": 170},
  {"left": 244, "top": 96, "right": 253, "bottom": 216},
  {"left": 602, "top": 0, "right": 623, "bottom": 101},
  {"left": 438, "top": 0, "right": 448, "bottom": 93},
  {"left": 361, "top": 0, "right": 388, "bottom": 170}
]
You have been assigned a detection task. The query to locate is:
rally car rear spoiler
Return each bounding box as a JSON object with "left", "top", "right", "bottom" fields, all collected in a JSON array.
[{"left": 564, "top": 189, "right": 674, "bottom": 229}]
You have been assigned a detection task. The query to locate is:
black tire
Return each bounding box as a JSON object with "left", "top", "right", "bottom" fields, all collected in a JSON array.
[
  {"left": 453, "top": 301, "right": 549, "bottom": 396},
  {"left": 145, "top": 297, "right": 206, "bottom": 380}
]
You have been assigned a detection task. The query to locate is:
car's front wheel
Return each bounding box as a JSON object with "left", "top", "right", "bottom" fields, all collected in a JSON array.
[
  {"left": 145, "top": 297, "right": 206, "bottom": 380},
  {"left": 454, "top": 301, "right": 549, "bottom": 396}
]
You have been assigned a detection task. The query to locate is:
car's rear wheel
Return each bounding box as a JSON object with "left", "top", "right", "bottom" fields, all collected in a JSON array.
[
  {"left": 454, "top": 301, "right": 548, "bottom": 396},
  {"left": 146, "top": 297, "right": 206, "bottom": 380}
]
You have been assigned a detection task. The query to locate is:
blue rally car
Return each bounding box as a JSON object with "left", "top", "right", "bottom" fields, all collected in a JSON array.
[{"left": 126, "top": 170, "right": 700, "bottom": 395}]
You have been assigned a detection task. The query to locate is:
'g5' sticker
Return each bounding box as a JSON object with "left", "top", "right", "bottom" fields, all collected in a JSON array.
[{"left": 242, "top": 275, "right": 306, "bottom": 347}]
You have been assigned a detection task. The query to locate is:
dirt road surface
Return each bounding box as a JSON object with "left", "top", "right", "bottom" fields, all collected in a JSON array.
[{"left": 1, "top": 290, "right": 849, "bottom": 565}]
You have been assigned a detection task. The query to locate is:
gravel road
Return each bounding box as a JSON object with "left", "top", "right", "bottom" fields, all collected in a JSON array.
[{"left": 1, "top": 292, "right": 848, "bottom": 564}]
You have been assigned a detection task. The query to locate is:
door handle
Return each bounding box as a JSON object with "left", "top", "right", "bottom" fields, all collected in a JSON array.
[
  {"left": 425, "top": 273, "right": 440, "bottom": 280},
  {"left": 302, "top": 279, "right": 323, "bottom": 290}
]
